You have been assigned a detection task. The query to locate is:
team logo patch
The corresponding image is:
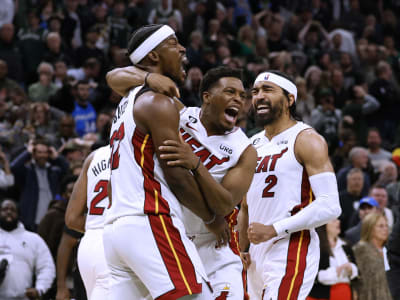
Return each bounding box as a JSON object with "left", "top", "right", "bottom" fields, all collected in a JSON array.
[
  {"left": 264, "top": 74, "right": 270, "bottom": 80},
  {"left": 189, "top": 116, "right": 197, "bottom": 123},
  {"left": 253, "top": 138, "right": 261, "bottom": 145}
]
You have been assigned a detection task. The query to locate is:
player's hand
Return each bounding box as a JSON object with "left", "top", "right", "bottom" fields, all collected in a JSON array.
[
  {"left": 336, "top": 262, "right": 352, "bottom": 277},
  {"left": 25, "top": 288, "right": 39, "bottom": 299},
  {"left": 247, "top": 223, "right": 277, "bottom": 244},
  {"left": 56, "top": 286, "right": 70, "bottom": 300},
  {"left": 205, "top": 215, "right": 230, "bottom": 247},
  {"left": 159, "top": 140, "right": 198, "bottom": 170},
  {"left": 147, "top": 73, "right": 180, "bottom": 99},
  {"left": 240, "top": 252, "right": 251, "bottom": 270}
]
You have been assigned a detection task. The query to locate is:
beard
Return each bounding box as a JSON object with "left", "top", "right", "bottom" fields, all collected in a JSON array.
[
  {"left": 0, "top": 217, "right": 18, "bottom": 231},
  {"left": 255, "top": 97, "right": 284, "bottom": 127}
]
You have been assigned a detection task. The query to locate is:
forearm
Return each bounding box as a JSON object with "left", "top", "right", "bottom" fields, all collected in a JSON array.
[
  {"left": 106, "top": 66, "right": 147, "bottom": 96},
  {"left": 193, "top": 163, "right": 233, "bottom": 216},
  {"left": 166, "top": 167, "right": 214, "bottom": 222},
  {"left": 56, "top": 234, "right": 76, "bottom": 289},
  {"left": 273, "top": 172, "right": 341, "bottom": 236},
  {"left": 238, "top": 204, "right": 250, "bottom": 251}
]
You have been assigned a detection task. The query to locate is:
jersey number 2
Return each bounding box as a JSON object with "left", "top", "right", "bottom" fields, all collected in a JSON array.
[
  {"left": 89, "top": 180, "right": 109, "bottom": 215},
  {"left": 110, "top": 123, "right": 125, "bottom": 170},
  {"left": 262, "top": 175, "right": 277, "bottom": 198}
]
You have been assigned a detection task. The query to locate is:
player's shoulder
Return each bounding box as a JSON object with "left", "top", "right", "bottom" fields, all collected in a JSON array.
[{"left": 295, "top": 127, "right": 328, "bottom": 160}]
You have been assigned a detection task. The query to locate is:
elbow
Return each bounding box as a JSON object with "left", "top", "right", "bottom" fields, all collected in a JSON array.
[
  {"left": 105, "top": 69, "right": 116, "bottom": 86},
  {"left": 65, "top": 213, "right": 78, "bottom": 232}
]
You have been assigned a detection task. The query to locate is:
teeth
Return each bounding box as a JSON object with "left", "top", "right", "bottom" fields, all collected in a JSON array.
[{"left": 229, "top": 107, "right": 239, "bottom": 112}]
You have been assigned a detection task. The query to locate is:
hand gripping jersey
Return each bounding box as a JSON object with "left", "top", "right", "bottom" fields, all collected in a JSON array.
[
  {"left": 85, "top": 145, "right": 111, "bottom": 230},
  {"left": 106, "top": 87, "right": 185, "bottom": 223},
  {"left": 180, "top": 107, "right": 251, "bottom": 272}
]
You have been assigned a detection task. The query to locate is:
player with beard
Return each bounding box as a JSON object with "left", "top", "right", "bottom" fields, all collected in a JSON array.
[
  {"left": 103, "top": 24, "right": 229, "bottom": 300},
  {"left": 106, "top": 66, "right": 257, "bottom": 299},
  {"left": 0, "top": 199, "right": 55, "bottom": 299},
  {"left": 237, "top": 71, "right": 341, "bottom": 300}
]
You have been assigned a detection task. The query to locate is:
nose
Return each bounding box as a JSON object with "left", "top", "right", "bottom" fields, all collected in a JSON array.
[{"left": 178, "top": 43, "right": 186, "bottom": 54}]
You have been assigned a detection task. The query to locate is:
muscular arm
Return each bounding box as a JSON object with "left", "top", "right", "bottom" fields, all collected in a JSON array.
[
  {"left": 55, "top": 231, "right": 79, "bottom": 300},
  {"left": 272, "top": 129, "right": 341, "bottom": 236},
  {"left": 135, "top": 93, "right": 214, "bottom": 222},
  {"left": 194, "top": 145, "right": 257, "bottom": 216},
  {"left": 238, "top": 197, "right": 250, "bottom": 251},
  {"left": 65, "top": 153, "right": 94, "bottom": 233},
  {"left": 106, "top": 66, "right": 180, "bottom": 99}
]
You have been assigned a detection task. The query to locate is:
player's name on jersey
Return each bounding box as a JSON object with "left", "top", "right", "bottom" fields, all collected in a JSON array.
[
  {"left": 91, "top": 159, "right": 110, "bottom": 177},
  {"left": 112, "top": 100, "right": 128, "bottom": 124}
]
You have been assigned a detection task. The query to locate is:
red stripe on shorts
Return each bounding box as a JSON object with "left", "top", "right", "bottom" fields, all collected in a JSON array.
[
  {"left": 132, "top": 128, "right": 170, "bottom": 214},
  {"left": 149, "top": 214, "right": 202, "bottom": 300},
  {"left": 278, "top": 230, "right": 311, "bottom": 300}
]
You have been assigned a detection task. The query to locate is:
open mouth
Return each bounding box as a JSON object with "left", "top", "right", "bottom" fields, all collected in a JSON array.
[
  {"left": 181, "top": 55, "right": 188, "bottom": 75},
  {"left": 224, "top": 107, "right": 239, "bottom": 124},
  {"left": 256, "top": 104, "right": 271, "bottom": 114}
]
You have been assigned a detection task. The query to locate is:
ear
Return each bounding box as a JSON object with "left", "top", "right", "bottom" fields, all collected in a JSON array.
[
  {"left": 288, "top": 94, "right": 295, "bottom": 107},
  {"left": 147, "top": 51, "right": 159, "bottom": 64},
  {"left": 202, "top": 91, "right": 211, "bottom": 104}
]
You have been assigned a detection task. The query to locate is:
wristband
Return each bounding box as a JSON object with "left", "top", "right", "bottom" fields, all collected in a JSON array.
[
  {"left": 204, "top": 214, "right": 216, "bottom": 225},
  {"left": 191, "top": 157, "right": 201, "bottom": 173},
  {"left": 144, "top": 72, "right": 151, "bottom": 86}
]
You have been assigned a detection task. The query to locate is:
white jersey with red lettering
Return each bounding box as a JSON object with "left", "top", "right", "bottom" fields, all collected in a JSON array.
[
  {"left": 103, "top": 87, "right": 208, "bottom": 300},
  {"left": 180, "top": 106, "right": 251, "bottom": 299},
  {"left": 246, "top": 122, "right": 319, "bottom": 300},
  {"left": 85, "top": 145, "right": 111, "bottom": 231},
  {"left": 79, "top": 145, "right": 111, "bottom": 299}
]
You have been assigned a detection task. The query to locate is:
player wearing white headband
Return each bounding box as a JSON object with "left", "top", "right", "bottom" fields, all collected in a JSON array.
[
  {"left": 238, "top": 70, "right": 342, "bottom": 300},
  {"left": 103, "top": 24, "right": 229, "bottom": 300}
]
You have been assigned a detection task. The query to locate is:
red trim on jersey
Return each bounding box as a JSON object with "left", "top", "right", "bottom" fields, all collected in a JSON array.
[
  {"left": 132, "top": 128, "right": 171, "bottom": 214},
  {"left": 149, "top": 214, "right": 202, "bottom": 300},
  {"left": 291, "top": 169, "right": 315, "bottom": 215},
  {"left": 215, "top": 291, "right": 229, "bottom": 300},
  {"left": 277, "top": 230, "right": 311, "bottom": 300},
  {"left": 225, "top": 208, "right": 249, "bottom": 299}
]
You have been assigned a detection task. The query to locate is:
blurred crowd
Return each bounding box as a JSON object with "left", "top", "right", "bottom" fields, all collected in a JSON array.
[{"left": 0, "top": 0, "right": 400, "bottom": 299}]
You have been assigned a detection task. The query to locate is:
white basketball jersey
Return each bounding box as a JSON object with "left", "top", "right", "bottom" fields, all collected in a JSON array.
[
  {"left": 85, "top": 145, "right": 111, "bottom": 230},
  {"left": 106, "top": 86, "right": 184, "bottom": 224},
  {"left": 246, "top": 122, "right": 314, "bottom": 227},
  {"left": 179, "top": 107, "right": 251, "bottom": 235}
]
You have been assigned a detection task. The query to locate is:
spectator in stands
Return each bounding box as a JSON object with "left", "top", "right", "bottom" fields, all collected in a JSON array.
[
  {"left": 108, "top": 0, "right": 131, "bottom": 50},
  {"left": 61, "top": 0, "right": 82, "bottom": 49},
  {"left": 310, "top": 87, "right": 341, "bottom": 153},
  {"left": 366, "top": 128, "right": 392, "bottom": 171},
  {"left": 330, "top": 67, "right": 348, "bottom": 109},
  {"left": 0, "top": 199, "right": 55, "bottom": 299},
  {"left": 28, "top": 62, "right": 59, "bottom": 102},
  {"left": 0, "top": 60, "right": 19, "bottom": 99},
  {"left": 74, "top": 26, "right": 105, "bottom": 68},
  {"left": 0, "top": 146, "right": 14, "bottom": 190},
  {"left": 341, "top": 86, "right": 380, "bottom": 145},
  {"left": 186, "top": 30, "right": 204, "bottom": 68},
  {"left": 295, "top": 76, "right": 315, "bottom": 125},
  {"left": 181, "top": 67, "right": 203, "bottom": 107},
  {"left": 71, "top": 80, "right": 96, "bottom": 137},
  {"left": 307, "top": 219, "right": 358, "bottom": 300},
  {"left": 345, "top": 197, "right": 378, "bottom": 245},
  {"left": 370, "top": 185, "right": 394, "bottom": 231},
  {"left": 375, "top": 161, "right": 398, "bottom": 187},
  {"left": 353, "top": 212, "right": 392, "bottom": 300},
  {"left": 54, "top": 60, "right": 68, "bottom": 88},
  {"left": 148, "top": 0, "right": 183, "bottom": 31},
  {"left": 54, "top": 115, "right": 77, "bottom": 150},
  {"left": 10, "top": 138, "right": 69, "bottom": 231},
  {"left": 42, "top": 32, "right": 72, "bottom": 66},
  {"left": 17, "top": 10, "right": 47, "bottom": 84},
  {"left": 0, "top": 23, "right": 23, "bottom": 83},
  {"left": 337, "top": 147, "right": 371, "bottom": 196},
  {"left": 370, "top": 61, "right": 400, "bottom": 144},
  {"left": 339, "top": 168, "right": 364, "bottom": 233},
  {"left": 67, "top": 57, "right": 101, "bottom": 82}
]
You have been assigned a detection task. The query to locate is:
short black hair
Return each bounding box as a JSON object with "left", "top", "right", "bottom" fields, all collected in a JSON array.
[
  {"left": 127, "top": 24, "right": 164, "bottom": 59},
  {"left": 77, "top": 79, "right": 90, "bottom": 87},
  {"left": 199, "top": 66, "right": 243, "bottom": 99},
  {"left": 266, "top": 70, "right": 301, "bottom": 121}
]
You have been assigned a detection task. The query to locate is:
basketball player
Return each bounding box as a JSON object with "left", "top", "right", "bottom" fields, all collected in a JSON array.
[
  {"left": 103, "top": 24, "right": 229, "bottom": 300},
  {"left": 106, "top": 66, "right": 257, "bottom": 299},
  {"left": 237, "top": 71, "right": 342, "bottom": 300},
  {"left": 65, "top": 145, "right": 111, "bottom": 299}
]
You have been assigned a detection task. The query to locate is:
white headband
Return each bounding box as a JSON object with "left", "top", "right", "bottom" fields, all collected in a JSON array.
[
  {"left": 129, "top": 25, "right": 175, "bottom": 64},
  {"left": 254, "top": 72, "right": 297, "bottom": 101}
]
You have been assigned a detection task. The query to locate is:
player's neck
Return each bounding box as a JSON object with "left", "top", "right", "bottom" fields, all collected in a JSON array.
[{"left": 264, "top": 117, "right": 296, "bottom": 140}]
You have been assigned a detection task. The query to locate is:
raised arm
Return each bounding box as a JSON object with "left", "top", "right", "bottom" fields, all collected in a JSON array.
[
  {"left": 106, "top": 66, "right": 180, "bottom": 98},
  {"left": 65, "top": 152, "right": 94, "bottom": 233}
]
